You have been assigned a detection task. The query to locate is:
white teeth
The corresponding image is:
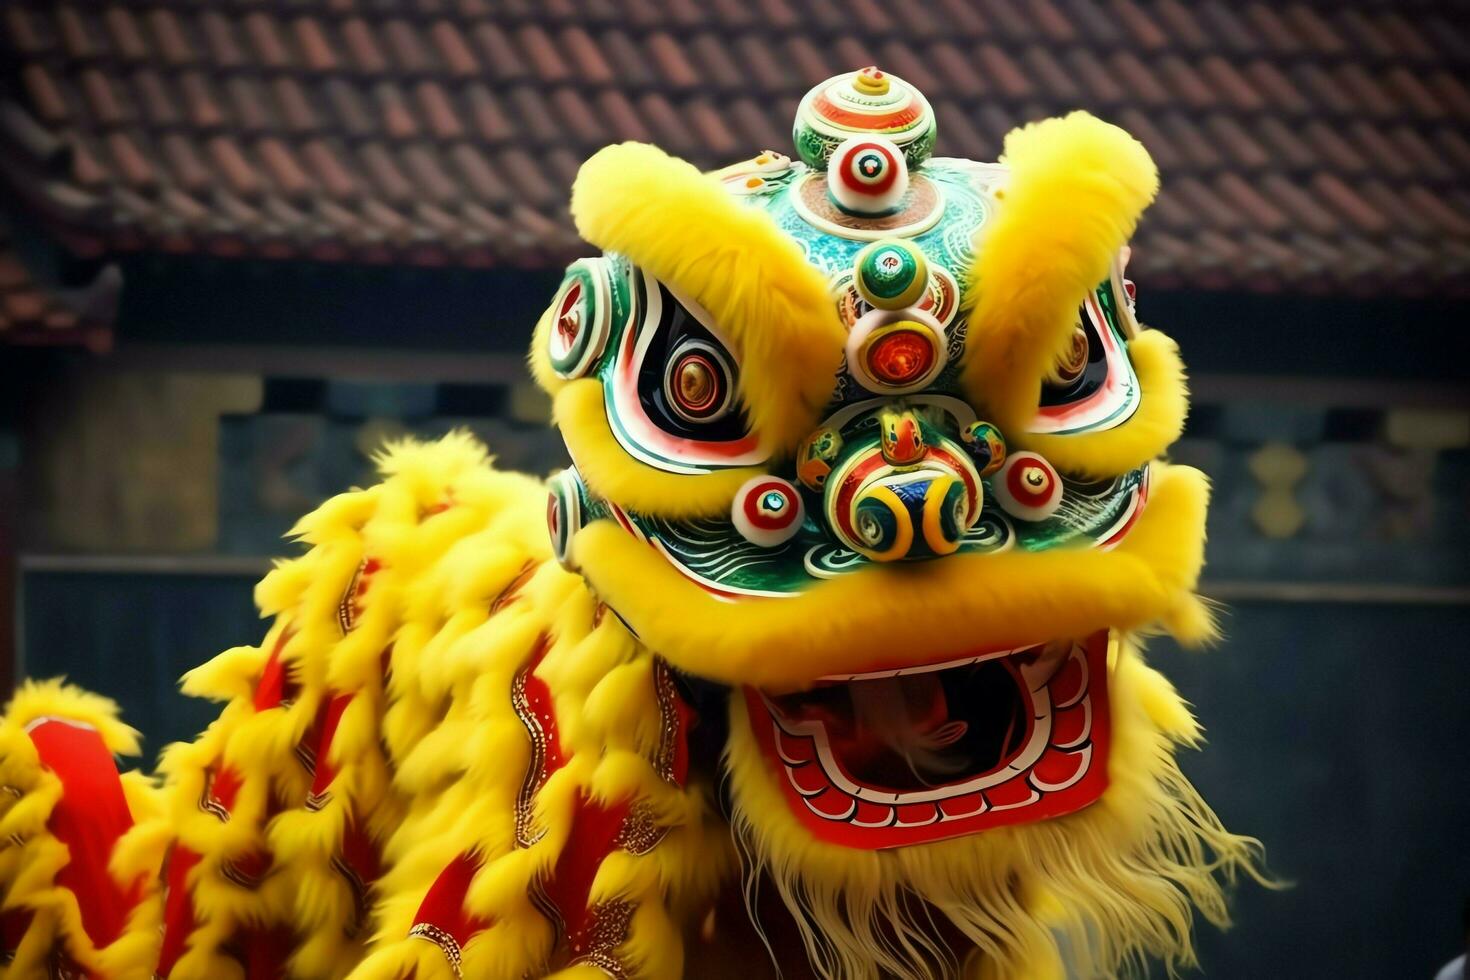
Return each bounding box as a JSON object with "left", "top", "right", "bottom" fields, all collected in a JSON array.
[
  {"left": 850, "top": 806, "right": 896, "bottom": 829},
  {"left": 985, "top": 786, "right": 1041, "bottom": 812},
  {"left": 1028, "top": 745, "right": 1093, "bottom": 793}
]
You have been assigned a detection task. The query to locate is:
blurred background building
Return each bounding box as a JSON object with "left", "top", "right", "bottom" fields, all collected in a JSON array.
[{"left": 0, "top": 1, "right": 1467, "bottom": 976}]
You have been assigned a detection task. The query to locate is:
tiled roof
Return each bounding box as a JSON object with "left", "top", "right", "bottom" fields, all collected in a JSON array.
[
  {"left": 0, "top": 218, "right": 117, "bottom": 349},
  {"left": 1, "top": 1, "right": 1468, "bottom": 295}
]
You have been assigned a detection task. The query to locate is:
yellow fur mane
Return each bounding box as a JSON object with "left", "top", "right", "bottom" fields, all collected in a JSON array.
[{"left": 962, "top": 113, "right": 1160, "bottom": 437}]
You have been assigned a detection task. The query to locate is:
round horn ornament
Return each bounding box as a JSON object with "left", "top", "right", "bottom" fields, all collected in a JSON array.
[
  {"left": 547, "top": 468, "right": 587, "bottom": 568},
  {"left": 732, "top": 476, "right": 805, "bottom": 548},
  {"left": 854, "top": 238, "right": 930, "bottom": 310},
  {"left": 992, "top": 451, "right": 1063, "bottom": 522},
  {"left": 827, "top": 136, "right": 909, "bottom": 216},
  {"left": 547, "top": 258, "right": 612, "bottom": 380}
]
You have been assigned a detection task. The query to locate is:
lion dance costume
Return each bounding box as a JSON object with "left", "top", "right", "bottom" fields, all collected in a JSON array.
[{"left": 0, "top": 69, "right": 1263, "bottom": 979}]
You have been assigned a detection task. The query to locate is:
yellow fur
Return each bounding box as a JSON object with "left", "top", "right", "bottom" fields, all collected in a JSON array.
[
  {"left": 1017, "top": 328, "right": 1190, "bottom": 478},
  {"left": 568, "top": 142, "right": 845, "bottom": 454},
  {"left": 572, "top": 462, "right": 1214, "bottom": 690},
  {"left": 962, "top": 113, "right": 1160, "bottom": 434},
  {"left": 87, "top": 434, "right": 718, "bottom": 980}
]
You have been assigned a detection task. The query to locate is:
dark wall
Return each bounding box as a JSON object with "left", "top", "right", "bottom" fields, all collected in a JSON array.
[
  {"left": 21, "top": 569, "right": 257, "bottom": 757},
  {"left": 1154, "top": 600, "right": 1470, "bottom": 979}
]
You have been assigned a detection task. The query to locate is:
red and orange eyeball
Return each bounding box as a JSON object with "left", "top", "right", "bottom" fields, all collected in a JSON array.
[{"left": 846, "top": 309, "right": 947, "bottom": 395}]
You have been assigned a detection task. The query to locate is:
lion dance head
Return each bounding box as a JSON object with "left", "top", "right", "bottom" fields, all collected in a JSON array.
[{"left": 530, "top": 67, "right": 1263, "bottom": 978}]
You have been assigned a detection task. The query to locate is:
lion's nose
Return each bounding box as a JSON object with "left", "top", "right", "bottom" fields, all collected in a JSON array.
[
  {"left": 846, "top": 470, "right": 970, "bottom": 560},
  {"left": 812, "top": 408, "right": 991, "bottom": 562}
]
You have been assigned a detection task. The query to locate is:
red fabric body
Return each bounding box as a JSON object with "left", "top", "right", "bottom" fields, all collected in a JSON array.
[
  {"left": 413, "top": 851, "right": 493, "bottom": 948},
  {"left": 27, "top": 718, "right": 141, "bottom": 951}
]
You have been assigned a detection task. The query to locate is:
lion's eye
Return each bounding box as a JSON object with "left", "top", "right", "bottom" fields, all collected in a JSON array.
[
  {"left": 1031, "top": 279, "right": 1141, "bottom": 436},
  {"left": 634, "top": 274, "right": 750, "bottom": 442},
  {"left": 603, "top": 267, "right": 766, "bottom": 473},
  {"left": 664, "top": 339, "right": 735, "bottom": 424}
]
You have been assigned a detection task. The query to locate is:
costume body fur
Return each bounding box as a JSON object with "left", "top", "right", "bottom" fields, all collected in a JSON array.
[
  {"left": 0, "top": 438, "right": 1259, "bottom": 980},
  {"left": 0, "top": 106, "right": 1265, "bottom": 977}
]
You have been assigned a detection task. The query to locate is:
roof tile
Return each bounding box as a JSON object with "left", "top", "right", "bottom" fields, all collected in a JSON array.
[
  {"left": 293, "top": 17, "right": 338, "bottom": 72},
  {"left": 273, "top": 78, "right": 319, "bottom": 133},
  {"left": 1110, "top": 0, "right": 1169, "bottom": 50},
  {"left": 56, "top": 7, "right": 98, "bottom": 60},
  {"left": 550, "top": 88, "right": 604, "bottom": 145},
  {"left": 518, "top": 24, "right": 569, "bottom": 83},
  {"left": 209, "top": 136, "right": 263, "bottom": 197},
  {"left": 1200, "top": 56, "right": 1265, "bottom": 111},
  {"left": 470, "top": 22, "right": 529, "bottom": 81},
  {"left": 979, "top": 45, "right": 1032, "bottom": 99},
  {"left": 1203, "top": 116, "right": 1269, "bottom": 169},
  {"left": 22, "top": 65, "right": 70, "bottom": 124},
  {"left": 148, "top": 9, "right": 194, "bottom": 66},
  {"left": 464, "top": 84, "right": 514, "bottom": 143},
  {"left": 784, "top": 37, "right": 834, "bottom": 89},
  {"left": 1108, "top": 51, "right": 1169, "bottom": 107},
  {"left": 5, "top": 7, "right": 50, "bottom": 56},
  {"left": 928, "top": 44, "right": 987, "bottom": 101},
  {"left": 416, "top": 82, "right": 463, "bottom": 140},
  {"left": 559, "top": 27, "right": 615, "bottom": 85},
  {"left": 430, "top": 21, "right": 478, "bottom": 77},
  {"left": 1254, "top": 116, "right": 1318, "bottom": 171},
  {"left": 1243, "top": 60, "right": 1310, "bottom": 116},
  {"left": 301, "top": 139, "right": 358, "bottom": 199},
  {"left": 594, "top": 90, "right": 651, "bottom": 143},
  {"left": 134, "top": 71, "right": 180, "bottom": 128},
  {"left": 727, "top": 99, "right": 783, "bottom": 152},
  {"left": 1244, "top": 4, "right": 1301, "bottom": 56},
  {"left": 161, "top": 134, "right": 211, "bottom": 192},
  {"left": 180, "top": 72, "right": 227, "bottom": 131},
  {"left": 1064, "top": 49, "right": 1123, "bottom": 107},
  {"left": 103, "top": 8, "right": 150, "bottom": 62},
  {"left": 599, "top": 30, "right": 656, "bottom": 90},
  {"left": 243, "top": 12, "right": 290, "bottom": 70},
  {"left": 343, "top": 18, "right": 388, "bottom": 74},
  {"left": 1312, "top": 172, "right": 1389, "bottom": 234},
  {"left": 647, "top": 32, "right": 700, "bottom": 90},
  {"left": 1157, "top": 56, "right": 1217, "bottom": 111},
  {"left": 1386, "top": 67, "right": 1446, "bottom": 121},
  {"left": 1196, "top": 2, "right": 1260, "bottom": 55},
  {"left": 684, "top": 98, "right": 739, "bottom": 158},
  {"left": 200, "top": 12, "right": 246, "bottom": 70},
  {"left": 258, "top": 137, "right": 314, "bottom": 197}
]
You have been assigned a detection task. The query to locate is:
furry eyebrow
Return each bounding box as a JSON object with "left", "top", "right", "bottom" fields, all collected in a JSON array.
[
  {"left": 570, "top": 142, "right": 845, "bottom": 453},
  {"left": 960, "top": 113, "right": 1159, "bottom": 434}
]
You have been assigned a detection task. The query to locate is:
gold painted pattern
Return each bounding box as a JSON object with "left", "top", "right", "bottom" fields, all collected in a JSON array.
[
  {"left": 510, "top": 659, "right": 550, "bottom": 849},
  {"left": 571, "top": 901, "right": 633, "bottom": 979},
  {"left": 408, "top": 922, "right": 464, "bottom": 980}
]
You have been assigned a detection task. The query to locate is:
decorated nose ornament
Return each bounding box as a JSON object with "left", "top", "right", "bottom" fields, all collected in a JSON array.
[{"left": 821, "top": 409, "right": 984, "bottom": 561}]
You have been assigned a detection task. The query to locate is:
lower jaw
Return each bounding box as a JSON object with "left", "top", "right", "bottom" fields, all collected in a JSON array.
[{"left": 741, "top": 630, "right": 1114, "bottom": 849}]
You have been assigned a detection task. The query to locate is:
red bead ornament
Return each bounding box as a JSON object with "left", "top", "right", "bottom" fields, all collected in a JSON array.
[{"left": 992, "top": 451, "right": 1063, "bottom": 522}]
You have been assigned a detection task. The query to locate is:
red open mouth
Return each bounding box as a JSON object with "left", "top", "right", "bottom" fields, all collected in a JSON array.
[{"left": 743, "top": 630, "right": 1112, "bottom": 849}]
